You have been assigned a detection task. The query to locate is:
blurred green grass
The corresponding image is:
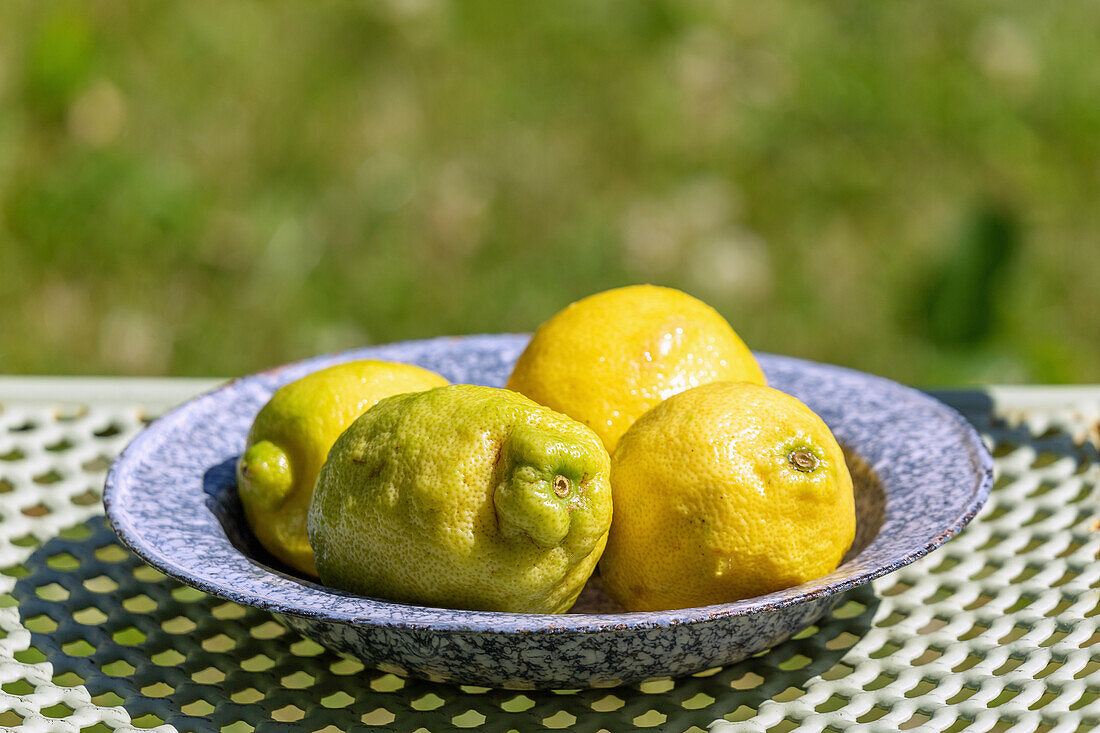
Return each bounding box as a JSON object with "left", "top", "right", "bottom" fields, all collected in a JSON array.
[{"left": 0, "top": 1, "right": 1097, "bottom": 385}]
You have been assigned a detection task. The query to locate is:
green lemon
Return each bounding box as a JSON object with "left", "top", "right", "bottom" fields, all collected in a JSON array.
[
  {"left": 307, "top": 384, "right": 613, "bottom": 614},
  {"left": 237, "top": 360, "right": 448, "bottom": 576}
]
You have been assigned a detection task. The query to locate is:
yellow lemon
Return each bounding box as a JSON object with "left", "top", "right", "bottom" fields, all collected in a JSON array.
[
  {"left": 600, "top": 381, "right": 855, "bottom": 611},
  {"left": 237, "top": 360, "right": 448, "bottom": 576},
  {"left": 308, "top": 384, "right": 613, "bottom": 613},
  {"left": 506, "top": 285, "right": 765, "bottom": 452}
]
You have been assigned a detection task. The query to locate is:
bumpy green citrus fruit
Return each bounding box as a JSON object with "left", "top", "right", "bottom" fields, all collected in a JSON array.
[
  {"left": 237, "top": 360, "right": 447, "bottom": 576},
  {"left": 308, "top": 384, "right": 613, "bottom": 613}
]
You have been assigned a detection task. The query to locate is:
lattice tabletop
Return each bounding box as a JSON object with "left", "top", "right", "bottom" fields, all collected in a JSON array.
[{"left": 0, "top": 378, "right": 1098, "bottom": 732}]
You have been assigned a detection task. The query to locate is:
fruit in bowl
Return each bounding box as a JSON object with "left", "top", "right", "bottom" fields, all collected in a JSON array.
[
  {"left": 239, "top": 285, "right": 855, "bottom": 615},
  {"left": 506, "top": 284, "right": 766, "bottom": 452},
  {"left": 236, "top": 360, "right": 447, "bottom": 576},
  {"left": 600, "top": 380, "right": 856, "bottom": 612},
  {"left": 104, "top": 328, "right": 993, "bottom": 687},
  {"left": 307, "top": 384, "right": 613, "bottom": 614}
]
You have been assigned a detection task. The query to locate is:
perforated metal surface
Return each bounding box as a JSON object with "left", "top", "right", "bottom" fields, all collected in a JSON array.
[{"left": 0, "top": 378, "right": 1097, "bottom": 732}]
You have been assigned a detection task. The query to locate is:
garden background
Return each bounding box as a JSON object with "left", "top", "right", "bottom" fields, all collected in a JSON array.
[{"left": 1, "top": 1, "right": 1097, "bottom": 385}]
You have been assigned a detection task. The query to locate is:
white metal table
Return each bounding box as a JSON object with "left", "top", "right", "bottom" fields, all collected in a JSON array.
[{"left": 0, "top": 378, "right": 1097, "bottom": 732}]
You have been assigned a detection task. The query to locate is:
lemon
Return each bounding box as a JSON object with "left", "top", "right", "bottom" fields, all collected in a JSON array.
[
  {"left": 599, "top": 381, "right": 855, "bottom": 612},
  {"left": 308, "top": 384, "right": 613, "bottom": 613},
  {"left": 237, "top": 360, "right": 448, "bottom": 576},
  {"left": 506, "top": 284, "right": 765, "bottom": 452}
]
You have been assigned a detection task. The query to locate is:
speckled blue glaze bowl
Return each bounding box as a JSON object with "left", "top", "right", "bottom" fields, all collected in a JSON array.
[{"left": 104, "top": 334, "right": 992, "bottom": 688}]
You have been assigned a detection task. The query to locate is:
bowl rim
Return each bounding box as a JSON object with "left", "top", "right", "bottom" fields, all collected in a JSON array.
[{"left": 104, "top": 334, "right": 994, "bottom": 634}]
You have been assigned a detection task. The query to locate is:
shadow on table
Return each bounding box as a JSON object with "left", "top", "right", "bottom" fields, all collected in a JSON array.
[
  {"left": 12, "top": 516, "right": 882, "bottom": 732},
  {"left": 926, "top": 389, "right": 995, "bottom": 419},
  {"left": 933, "top": 388, "right": 1099, "bottom": 471}
]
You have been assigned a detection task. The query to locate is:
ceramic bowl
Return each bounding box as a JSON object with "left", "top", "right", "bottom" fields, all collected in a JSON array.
[{"left": 104, "top": 334, "right": 992, "bottom": 688}]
